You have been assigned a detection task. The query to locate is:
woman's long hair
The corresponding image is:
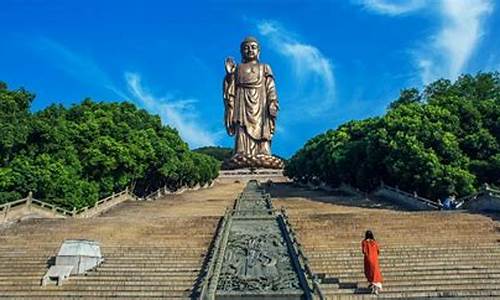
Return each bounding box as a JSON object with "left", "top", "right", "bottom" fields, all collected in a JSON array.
[{"left": 365, "top": 230, "right": 375, "bottom": 240}]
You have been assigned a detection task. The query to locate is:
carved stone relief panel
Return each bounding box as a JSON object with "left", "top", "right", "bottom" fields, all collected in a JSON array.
[{"left": 216, "top": 220, "right": 302, "bottom": 293}]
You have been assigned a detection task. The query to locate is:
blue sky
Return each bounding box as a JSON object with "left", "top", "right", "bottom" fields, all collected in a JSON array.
[{"left": 1, "top": 0, "right": 499, "bottom": 157}]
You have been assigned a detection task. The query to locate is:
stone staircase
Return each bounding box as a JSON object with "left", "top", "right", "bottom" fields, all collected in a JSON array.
[
  {"left": 271, "top": 183, "right": 500, "bottom": 299},
  {"left": 2, "top": 181, "right": 500, "bottom": 299},
  {"left": 0, "top": 182, "right": 243, "bottom": 299}
]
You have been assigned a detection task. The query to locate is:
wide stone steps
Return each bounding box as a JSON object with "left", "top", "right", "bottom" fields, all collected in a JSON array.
[
  {"left": 270, "top": 183, "right": 500, "bottom": 299},
  {"left": 0, "top": 183, "right": 250, "bottom": 299},
  {"left": 308, "top": 246, "right": 500, "bottom": 256},
  {"left": 0, "top": 247, "right": 208, "bottom": 296},
  {"left": 0, "top": 291, "right": 191, "bottom": 298},
  {"left": 1, "top": 285, "right": 194, "bottom": 291},
  {"left": 309, "top": 255, "right": 500, "bottom": 263},
  {"left": 307, "top": 252, "right": 499, "bottom": 260},
  {"left": 80, "top": 269, "right": 199, "bottom": 275},
  {"left": 329, "top": 277, "right": 500, "bottom": 287},
  {"left": 322, "top": 289, "right": 500, "bottom": 299},
  {"left": 0, "top": 278, "right": 196, "bottom": 286},
  {"left": 312, "top": 260, "right": 500, "bottom": 269}
]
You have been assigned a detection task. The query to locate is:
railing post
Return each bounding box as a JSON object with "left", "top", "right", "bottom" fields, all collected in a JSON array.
[
  {"left": 4, "top": 203, "right": 11, "bottom": 221},
  {"left": 26, "top": 191, "right": 33, "bottom": 210}
]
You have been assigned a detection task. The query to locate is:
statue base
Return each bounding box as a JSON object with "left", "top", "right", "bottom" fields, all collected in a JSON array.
[{"left": 221, "top": 153, "right": 284, "bottom": 170}]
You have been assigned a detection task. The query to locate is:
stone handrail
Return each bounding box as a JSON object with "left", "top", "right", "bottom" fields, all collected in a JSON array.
[
  {"left": 294, "top": 180, "right": 366, "bottom": 198},
  {"left": 486, "top": 186, "right": 500, "bottom": 195},
  {"left": 74, "top": 188, "right": 138, "bottom": 218},
  {"left": 460, "top": 185, "right": 500, "bottom": 201},
  {"left": 0, "top": 192, "right": 75, "bottom": 218},
  {"left": 2, "top": 181, "right": 215, "bottom": 225},
  {"left": 376, "top": 183, "right": 442, "bottom": 210},
  {"left": 280, "top": 207, "right": 325, "bottom": 300},
  {"left": 1, "top": 188, "right": 136, "bottom": 224},
  {"left": 199, "top": 208, "right": 231, "bottom": 300},
  {"left": 142, "top": 182, "right": 214, "bottom": 201},
  {"left": 31, "top": 198, "right": 75, "bottom": 216},
  {"left": 0, "top": 197, "right": 29, "bottom": 213},
  {"left": 459, "top": 184, "right": 500, "bottom": 212}
]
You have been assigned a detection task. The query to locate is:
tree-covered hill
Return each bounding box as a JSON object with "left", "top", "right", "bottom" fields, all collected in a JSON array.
[
  {"left": 0, "top": 82, "right": 219, "bottom": 209},
  {"left": 286, "top": 72, "right": 500, "bottom": 200},
  {"left": 193, "top": 146, "right": 233, "bottom": 162}
]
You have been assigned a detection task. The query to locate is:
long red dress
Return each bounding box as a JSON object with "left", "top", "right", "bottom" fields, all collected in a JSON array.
[{"left": 361, "top": 239, "right": 383, "bottom": 284}]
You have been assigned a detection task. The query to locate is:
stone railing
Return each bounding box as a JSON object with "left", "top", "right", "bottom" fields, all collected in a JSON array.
[
  {"left": 294, "top": 180, "right": 365, "bottom": 198},
  {"left": 1, "top": 181, "right": 216, "bottom": 225},
  {"left": 461, "top": 184, "right": 500, "bottom": 212},
  {"left": 0, "top": 192, "right": 74, "bottom": 221},
  {"left": 74, "top": 188, "right": 138, "bottom": 218},
  {"left": 0, "top": 188, "right": 137, "bottom": 225},
  {"left": 459, "top": 185, "right": 500, "bottom": 202},
  {"left": 374, "top": 183, "right": 442, "bottom": 210},
  {"left": 280, "top": 207, "right": 325, "bottom": 300},
  {"left": 141, "top": 182, "right": 214, "bottom": 201},
  {"left": 199, "top": 208, "right": 232, "bottom": 300}
]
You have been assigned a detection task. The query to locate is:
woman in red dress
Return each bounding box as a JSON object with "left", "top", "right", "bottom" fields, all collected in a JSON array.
[{"left": 361, "top": 230, "right": 383, "bottom": 294}]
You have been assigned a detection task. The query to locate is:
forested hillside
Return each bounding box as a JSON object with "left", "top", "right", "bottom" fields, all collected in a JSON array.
[
  {"left": 286, "top": 72, "right": 500, "bottom": 200},
  {"left": 0, "top": 83, "right": 219, "bottom": 208},
  {"left": 193, "top": 146, "right": 233, "bottom": 162}
]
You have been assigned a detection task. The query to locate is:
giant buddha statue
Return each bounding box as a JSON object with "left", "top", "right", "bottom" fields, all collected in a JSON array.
[{"left": 222, "top": 36, "right": 284, "bottom": 170}]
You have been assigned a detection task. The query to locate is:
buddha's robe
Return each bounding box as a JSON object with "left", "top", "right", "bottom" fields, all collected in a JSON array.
[
  {"left": 223, "top": 62, "right": 278, "bottom": 156},
  {"left": 361, "top": 239, "right": 383, "bottom": 284}
]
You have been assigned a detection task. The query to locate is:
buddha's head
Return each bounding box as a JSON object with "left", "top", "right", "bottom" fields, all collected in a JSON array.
[{"left": 240, "top": 36, "right": 260, "bottom": 63}]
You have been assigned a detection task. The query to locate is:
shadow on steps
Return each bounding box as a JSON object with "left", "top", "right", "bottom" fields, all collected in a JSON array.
[{"left": 268, "top": 182, "right": 411, "bottom": 212}]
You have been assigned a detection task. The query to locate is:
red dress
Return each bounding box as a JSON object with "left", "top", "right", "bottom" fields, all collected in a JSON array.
[{"left": 361, "top": 239, "right": 383, "bottom": 283}]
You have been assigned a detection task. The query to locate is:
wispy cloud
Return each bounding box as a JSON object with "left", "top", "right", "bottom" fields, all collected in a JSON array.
[
  {"left": 416, "top": 0, "right": 493, "bottom": 84},
  {"left": 257, "top": 20, "right": 335, "bottom": 117},
  {"left": 356, "top": 0, "right": 426, "bottom": 16},
  {"left": 33, "top": 36, "right": 125, "bottom": 98},
  {"left": 31, "top": 36, "right": 219, "bottom": 148},
  {"left": 125, "top": 72, "right": 220, "bottom": 148},
  {"left": 355, "top": 0, "right": 494, "bottom": 85}
]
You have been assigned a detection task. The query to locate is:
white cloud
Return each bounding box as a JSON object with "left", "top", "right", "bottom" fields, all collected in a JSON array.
[
  {"left": 417, "top": 0, "right": 493, "bottom": 84},
  {"left": 31, "top": 37, "right": 220, "bottom": 148},
  {"left": 356, "top": 0, "right": 494, "bottom": 85},
  {"left": 125, "top": 72, "right": 220, "bottom": 148},
  {"left": 257, "top": 20, "right": 335, "bottom": 117},
  {"left": 357, "top": 0, "right": 426, "bottom": 16}
]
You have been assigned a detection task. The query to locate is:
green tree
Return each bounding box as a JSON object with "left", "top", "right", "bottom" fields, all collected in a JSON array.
[
  {"left": 0, "top": 84, "right": 219, "bottom": 208},
  {"left": 0, "top": 83, "right": 34, "bottom": 165},
  {"left": 193, "top": 146, "right": 233, "bottom": 162},
  {"left": 286, "top": 72, "right": 500, "bottom": 199}
]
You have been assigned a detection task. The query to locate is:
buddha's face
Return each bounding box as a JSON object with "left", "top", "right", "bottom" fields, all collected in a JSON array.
[{"left": 241, "top": 41, "right": 260, "bottom": 62}]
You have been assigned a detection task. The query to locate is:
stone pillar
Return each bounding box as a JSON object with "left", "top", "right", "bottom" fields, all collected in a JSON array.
[
  {"left": 26, "top": 191, "right": 33, "bottom": 211},
  {"left": 2, "top": 203, "right": 11, "bottom": 222}
]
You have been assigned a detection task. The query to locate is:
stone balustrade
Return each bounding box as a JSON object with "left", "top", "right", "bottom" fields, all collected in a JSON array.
[
  {"left": 374, "top": 183, "right": 441, "bottom": 210},
  {"left": 1, "top": 181, "right": 216, "bottom": 225}
]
